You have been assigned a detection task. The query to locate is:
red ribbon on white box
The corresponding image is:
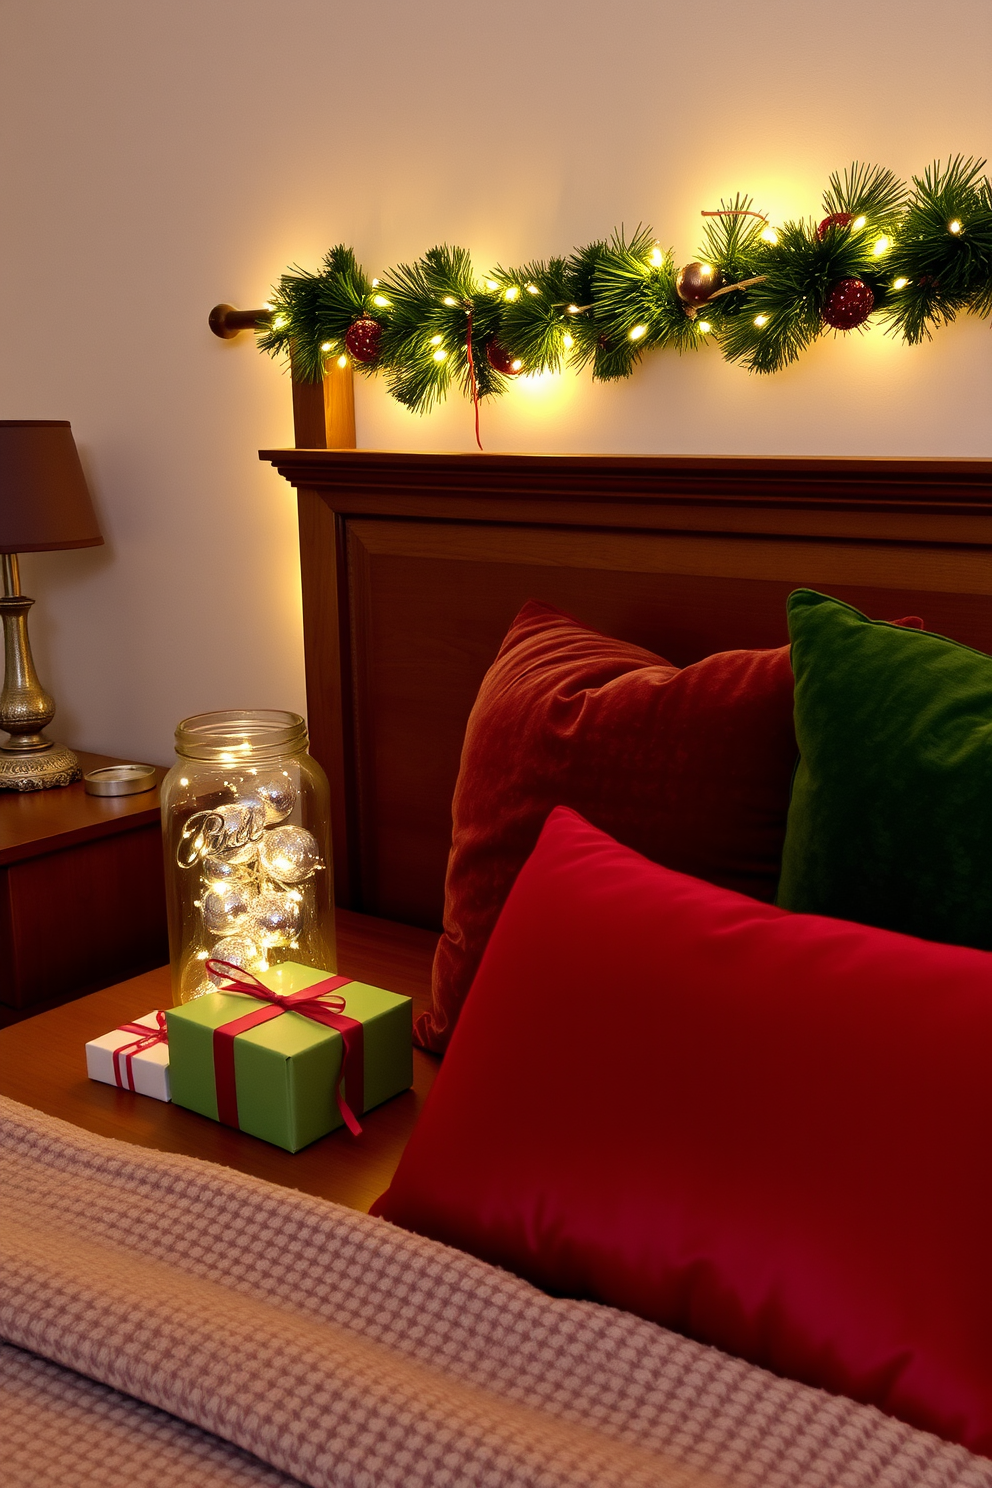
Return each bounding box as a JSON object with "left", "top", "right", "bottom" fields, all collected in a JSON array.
[{"left": 111, "top": 1011, "right": 168, "bottom": 1091}]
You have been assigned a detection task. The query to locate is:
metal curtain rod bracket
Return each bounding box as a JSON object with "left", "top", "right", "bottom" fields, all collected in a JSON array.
[{"left": 208, "top": 304, "right": 273, "bottom": 339}]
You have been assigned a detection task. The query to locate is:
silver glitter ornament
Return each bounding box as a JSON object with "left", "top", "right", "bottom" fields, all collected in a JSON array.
[
  {"left": 249, "top": 772, "right": 298, "bottom": 825},
  {"left": 259, "top": 825, "right": 320, "bottom": 885},
  {"left": 201, "top": 851, "right": 255, "bottom": 884},
  {"left": 185, "top": 978, "right": 216, "bottom": 1001},
  {"left": 201, "top": 882, "right": 253, "bottom": 936},
  {"left": 251, "top": 888, "right": 305, "bottom": 947},
  {"left": 207, "top": 932, "right": 265, "bottom": 980}
]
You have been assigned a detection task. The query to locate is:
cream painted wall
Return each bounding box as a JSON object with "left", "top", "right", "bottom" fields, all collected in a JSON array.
[{"left": 1, "top": 0, "right": 990, "bottom": 766}]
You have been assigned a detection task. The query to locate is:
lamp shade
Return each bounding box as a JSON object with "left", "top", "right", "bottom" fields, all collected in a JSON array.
[{"left": 0, "top": 420, "right": 103, "bottom": 552}]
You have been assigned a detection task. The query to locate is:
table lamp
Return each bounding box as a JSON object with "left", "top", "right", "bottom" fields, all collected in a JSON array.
[{"left": 0, "top": 420, "right": 104, "bottom": 790}]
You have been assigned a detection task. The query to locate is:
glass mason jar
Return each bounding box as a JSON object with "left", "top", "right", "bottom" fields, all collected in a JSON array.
[{"left": 160, "top": 709, "right": 336, "bottom": 1004}]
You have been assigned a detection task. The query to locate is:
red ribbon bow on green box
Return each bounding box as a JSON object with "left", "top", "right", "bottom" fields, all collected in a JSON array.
[{"left": 204, "top": 961, "right": 364, "bottom": 1136}]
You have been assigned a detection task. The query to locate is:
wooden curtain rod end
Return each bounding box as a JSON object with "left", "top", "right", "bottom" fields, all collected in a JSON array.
[{"left": 209, "top": 304, "right": 273, "bottom": 339}]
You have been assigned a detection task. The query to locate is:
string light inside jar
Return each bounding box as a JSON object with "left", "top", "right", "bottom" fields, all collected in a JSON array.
[{"left": 163, "top": 711, "right": 335, "bottom": 1003}]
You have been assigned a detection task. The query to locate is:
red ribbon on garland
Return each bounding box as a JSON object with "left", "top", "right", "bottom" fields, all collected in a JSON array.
[
  {"left": 204, "top": 961, "right": 364, "bottom": 1136},
  {"left": 112, "top": 1011, "right": 168, "bottom": 1091},
  {"left": 464, "top": 306, "right": 483, "bottom": 452}
]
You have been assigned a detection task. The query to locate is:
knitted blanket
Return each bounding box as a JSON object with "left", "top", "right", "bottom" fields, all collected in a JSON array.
[{"left": 1, "top": 1095, "right": 988, "bottom": 1488}]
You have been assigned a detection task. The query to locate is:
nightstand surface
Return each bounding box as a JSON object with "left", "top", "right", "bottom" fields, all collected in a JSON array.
[
  {"left": 0, "top": 749, "right": 168, "bottom": 865},
  {"left": 0, "top": 907, "right": 441, "bottom": 1213}
]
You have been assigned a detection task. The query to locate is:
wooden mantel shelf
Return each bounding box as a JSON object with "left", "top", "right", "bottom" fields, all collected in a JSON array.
[{"left": 259, "top": 449, "right": 992, "bottom": 548}]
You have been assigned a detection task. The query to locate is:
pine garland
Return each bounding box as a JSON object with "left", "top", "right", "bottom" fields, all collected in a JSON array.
[{"left": 256, "top": 158, "right": 992, "bottom": 414}]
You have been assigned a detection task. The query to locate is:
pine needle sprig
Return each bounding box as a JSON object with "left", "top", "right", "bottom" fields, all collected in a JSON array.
[
  {"left": 312, "top": 245, "right": 374, "bottom": 371},
  {"left": 822, "top": 162, "right": 906, "bottom": 229},
  {"left": 694, "top": 195, "right": 766, "bottom": 325},
  {"left": 882, "top": 157, "right": 992, "bottom": 342},
  {"left": 719, "top": 219, "right": 871, "bottom": 373},
  {"left": 376, "top": 245, "right": 509, "bottom": 413},
  {"left": 591, "top": 227, "right": 700, "bottom": 380},
  {"left": 257, "top": 265, "right": 326, "bottom": 381},
  {"left": 376, "top": 249, "right": 456, "bottom": 411},
  {"left": 561, "top": 241, "right": 609, "bottom": 369},
  {"left": 970, "top": 173, "right": 992, "bottom": 319},
  {"left": 495, "top": 257, "right": 573, "bottom": 373}
]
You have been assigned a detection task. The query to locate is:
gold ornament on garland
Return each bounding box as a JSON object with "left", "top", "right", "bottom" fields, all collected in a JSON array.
[{"left": 675, "top": 261, "right": 725, "bottom": 313}]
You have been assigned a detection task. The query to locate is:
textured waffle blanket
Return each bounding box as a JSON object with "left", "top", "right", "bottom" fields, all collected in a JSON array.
[{"left": 1, "top": 1096, "right": 989, "bottom": 1488}]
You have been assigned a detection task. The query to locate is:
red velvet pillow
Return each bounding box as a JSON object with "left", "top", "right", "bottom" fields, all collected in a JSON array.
[
  {"left": 378, "top": 807, "right": 992, "bottom": 1455},
  {"left": 418, "top": 601, "right": 799, "bottom": 1051}
]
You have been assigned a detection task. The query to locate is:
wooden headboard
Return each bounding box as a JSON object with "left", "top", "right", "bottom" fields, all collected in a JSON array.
[{"left": 261, "top": 450, "right": 992, "bottom": 932}]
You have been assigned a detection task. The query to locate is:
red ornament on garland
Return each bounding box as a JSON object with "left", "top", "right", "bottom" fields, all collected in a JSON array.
[
  {"left": 822, "top": 278, "right": 874, "bottom": 330},
  {"left": 817, "top": 211, "right": 854, "bottom": 239},
  {"left": 486, "top": 339, "right": 523, "bottom": 375},
  {"left": 344, "top": 316, "right": 383, "bottom": 364}
]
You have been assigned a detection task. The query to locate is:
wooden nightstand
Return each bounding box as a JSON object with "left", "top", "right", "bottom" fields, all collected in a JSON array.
[{"left": 0, "top": 750, "right": 169, "bottom": 1026}]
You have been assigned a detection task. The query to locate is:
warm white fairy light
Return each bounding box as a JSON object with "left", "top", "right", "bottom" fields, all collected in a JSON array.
[
  {"left": 442, "top": 295, "right": 458, "bottom": 306},
  {"left": 504, "top": 286, "right": 520, "bottom": 302},
  {"left": 526, "top": 283, "right": 539, "bottom": 295},
  {"left": 872, "top": 236, "right": 890, "bottom": 256},
  {"left": 948, "top": 218, "right": 963, "bottom": 234},
  {"left": 562, "top": 332, "right": 575, "bottom": 349},
  {"left": 893, "top": 277, "right": 910, "bottom": 290},
  {"left": 485, "top": 279, "right": 499, "bottom": 291},
  {"left": 511, "top": 358, "right": 523, "bottom": 371},
  {"left": 760, "top": 227, "right": 778, "bottom": 245},
  {"left": 698, "top": 321, "right": 712, "bottom": 333},
  {"left": 754, "top": 314, "right": 769, "bottom": 328},
  {"left": 337, "top": 354, "right": 348, "bottom": 368},
  {"left": 629, "top": 324, "right": 648, "bottom": 341},
  {"left": 371, "top": 278, "right": 380, "bottom": 287},
  {"left": 433, "top": 347, "right": 448, "bottom": 362},
  {"left": 272, "top": 315, "right": 288, "bottom": 330},
  {"left": 566, "top": 303, "right": 580, "bottom": 314},
  {"left": 429, "top": 334, "right": 443, "bottom": 345},
  {"left": 262, "top": 301, "right": 274, "bottom": 311},
  {"left": 320, "top": 341, "right": 333, "bottom": 352},
  {"left": 649, "top": 246, "right": 663, "bottom": 268},
  {"left": 372, "top": 293, "right": 390, "bottom": 307},
  {"left": 852, "top": 215, "right": 867, "bottom": 230}
]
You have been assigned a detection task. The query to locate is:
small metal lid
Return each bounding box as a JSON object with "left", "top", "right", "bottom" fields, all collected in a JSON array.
[{"left": 84, "top": 763, "right": 157, "bottom": 797}]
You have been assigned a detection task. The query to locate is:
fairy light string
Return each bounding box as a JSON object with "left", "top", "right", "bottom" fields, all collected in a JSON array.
[{"left": 256, "top": 158, "right": 992, "bottom": 430}]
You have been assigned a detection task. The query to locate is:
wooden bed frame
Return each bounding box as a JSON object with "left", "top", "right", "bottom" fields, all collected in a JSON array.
[{"left": 261, "top": 449, "right": 992, "bottom": 933}]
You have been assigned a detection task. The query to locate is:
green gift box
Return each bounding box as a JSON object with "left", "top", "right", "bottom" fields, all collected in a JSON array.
[{"left": 165, "top": 961, "right": 413, "bottom": 1152}]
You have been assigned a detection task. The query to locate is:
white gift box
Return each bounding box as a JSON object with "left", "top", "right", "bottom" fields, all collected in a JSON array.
[{"left": 85, "top": 1011, "right": 171, "bottom": 1102}]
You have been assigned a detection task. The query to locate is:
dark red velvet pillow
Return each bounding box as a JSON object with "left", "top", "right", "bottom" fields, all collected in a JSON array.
[
  {"left": 379, "top": 807, "right": 992, "bottom": 1455},
  {"left": 418, "top": 601, "right": 799, "bottom": 1051}
]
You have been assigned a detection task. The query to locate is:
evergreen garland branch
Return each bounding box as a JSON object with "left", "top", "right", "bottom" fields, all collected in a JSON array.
[
  {"left": 255, "top": 158, "right": 992, "bottom": 408},
  {"left": 494, "top": 257, "right": 572, "bottom": 374},
  {"left": 881, "top": 156, "right": 992, "bottom": 342}
]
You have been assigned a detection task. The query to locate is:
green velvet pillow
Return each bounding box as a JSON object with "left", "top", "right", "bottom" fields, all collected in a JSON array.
[{"left": 777, "top": 589, "right": 992, "bottom": 950}]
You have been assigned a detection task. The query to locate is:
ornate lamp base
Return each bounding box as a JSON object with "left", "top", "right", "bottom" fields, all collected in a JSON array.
[{"left": 0, "top": 741, "right": 82, "bottom": 791}]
